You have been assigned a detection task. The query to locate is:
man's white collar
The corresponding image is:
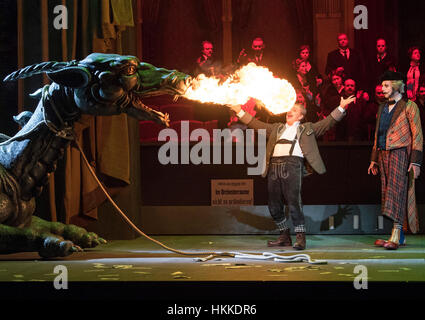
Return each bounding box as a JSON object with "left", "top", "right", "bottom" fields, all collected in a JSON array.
[{"left": 286, "top": 121, "right": 300, "bottom": 128}]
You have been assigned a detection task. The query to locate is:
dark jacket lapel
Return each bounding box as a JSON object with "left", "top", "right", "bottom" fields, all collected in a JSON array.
[
  {"left": 297, "top": 124, "right": 305, "bottom": 140},
  {"left": 389, "top": 99, "right": 406, "bottom": 127},
  {"left": 277, "top": 124, "right": 286, "bottom": 137},
  {"left": 374, "top": 100, "right": 406, "bottom": 143},
  {"left": 374, "top": 104, "right": 384, "bottom": 142}
]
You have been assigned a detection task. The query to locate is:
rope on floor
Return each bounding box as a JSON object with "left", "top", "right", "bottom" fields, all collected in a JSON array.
[
  {"left": 233, "top": 252, "right": 327, "bottom": 264},
  {"left": 193, "top": 252, "right": 327, "bottom": 264},
  {"left": 75, "top": 137, "right": 327, "bottom": 265}
]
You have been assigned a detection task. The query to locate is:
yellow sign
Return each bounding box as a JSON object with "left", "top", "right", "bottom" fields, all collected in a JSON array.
[{"left": 211, "top": 179, "right": 253, "bottom": 206}]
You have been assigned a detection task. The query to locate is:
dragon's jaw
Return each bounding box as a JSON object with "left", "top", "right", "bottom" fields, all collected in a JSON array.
[
  {"left": 126, "top": 93, "right": 170, "bottom": 127},
  {"left": 126, "top": 71, "right": 192, "bottom": 126},
  {"left": 122, "top": 73, "right": 192, "bottom": 127}
]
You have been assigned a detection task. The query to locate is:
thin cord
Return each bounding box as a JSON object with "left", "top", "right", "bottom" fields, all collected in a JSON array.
[
  {"left": 74, "top": 137, "right": 235, "bottom": 260},
  {"left": 74, "top": 134, "right": 326, "bottom": 265}
]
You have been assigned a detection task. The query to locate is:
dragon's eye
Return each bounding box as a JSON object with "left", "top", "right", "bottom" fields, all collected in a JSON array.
[{"left": 123, "top": 66, "right": 137, "bottom": 76}]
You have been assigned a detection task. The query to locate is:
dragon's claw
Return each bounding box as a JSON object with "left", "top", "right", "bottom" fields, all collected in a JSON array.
[
  {"left": 71, "top": 244, "right": 83, "bottom": 252},
  {"left": 38, "top": 237, "right": 79, "bottom": 258}
]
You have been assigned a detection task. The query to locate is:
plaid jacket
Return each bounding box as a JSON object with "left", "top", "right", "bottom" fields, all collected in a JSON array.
[{"left": 371, "top": 99, "right": 423, "bottom": 165}]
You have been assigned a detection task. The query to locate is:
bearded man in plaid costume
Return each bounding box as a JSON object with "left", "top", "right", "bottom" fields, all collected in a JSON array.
[{"left": 368, "top": 70, "right": 423, "bottom": 250}]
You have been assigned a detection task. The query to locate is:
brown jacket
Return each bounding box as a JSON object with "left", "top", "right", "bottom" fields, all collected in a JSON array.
[{"left": 239, "top": 107, "right": 346, "bottom": 177}]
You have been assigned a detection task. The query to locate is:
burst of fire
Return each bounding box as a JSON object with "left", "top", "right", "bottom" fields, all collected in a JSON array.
[{"left": 183, "top": 63, "right": 296, "bottom": 114}]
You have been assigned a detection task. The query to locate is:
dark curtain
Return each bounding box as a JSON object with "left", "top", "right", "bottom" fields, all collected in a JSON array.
[
  {"left": 198, "top": 0, "right": 223, "bottom": 63},
  {"left": 144, "top": 0, "right": 222, "bottom": 73},
  {"left": 0, "top": 0, "right": 18, "bottom": 137},
  {"left": 397, "top": 0, "right": 425, "bottom": 74},
  {"left": 282, "top": 0, "right": 314, "bottom": 68},
  {"left": 142, "top": 0, "right": 162, "bottom": 62},
  {"left": 200, "top": 0, "right": 221, "bottom": 31},
  {"left": 285, "top": 0, "right": 314, "bottom": 47},
  {"left": 354, "top": 0, "right": 399, "bottom": 69},
  {"left": 232, "top": 0, "right": 254, "bottom": 29},
  {"left": 232, "top": 0, "right": 254, "bottom": 62},
  {"left": 231, "top": 0, "right": 308, "bottom": 78}
]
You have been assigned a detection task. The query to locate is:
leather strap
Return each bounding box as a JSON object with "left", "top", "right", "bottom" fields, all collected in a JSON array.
[{"left": 276, "top": 138, "right": 297, "bottom": 156}]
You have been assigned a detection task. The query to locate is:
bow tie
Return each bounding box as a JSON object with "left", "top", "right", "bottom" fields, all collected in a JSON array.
[{"left": 387, "top": 100, "right": 396, "bottom": 105}]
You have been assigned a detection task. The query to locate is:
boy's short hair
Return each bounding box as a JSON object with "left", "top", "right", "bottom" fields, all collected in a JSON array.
[{"left": 293, "top": 103, "right": 307, "bottom": 117}]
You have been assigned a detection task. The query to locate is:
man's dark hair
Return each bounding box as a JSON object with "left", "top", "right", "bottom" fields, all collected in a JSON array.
[
  {"left": 329, "top": 68, "right": 345, "bottom": 80},
  {"left": 337, "top": 33, "right": 348, "bottom": 40}
]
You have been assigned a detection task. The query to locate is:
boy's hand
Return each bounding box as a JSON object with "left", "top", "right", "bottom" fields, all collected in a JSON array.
[
  {"left": 254, "top": 99, "right": 266, "bottom": 110},
  {"left": 340, "top": 95, "right": 356, "bottom": 109},
  {"left": 226, "top": 104, "right": 242, "bottom": 113}
]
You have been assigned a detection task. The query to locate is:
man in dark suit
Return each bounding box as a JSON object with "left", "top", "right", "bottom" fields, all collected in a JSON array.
[
  {"left": 237, "top": 37, "right": 273, "bottom": 70},
  {"left": 194, "top": 40, "right": 222, "bottom": 77},
  {"left": 364, "top": 84, "right": 386, "bottom": 141},
  {"left": 337, "top": 78, "right": 369, "bottom": 141},
  {"left": 226, "top": 95, "right": 355, "bottom": 250},
  {"left": 325, "top": 33, "right": 365, "bottom": 89},
  {"left": 367, "top": 38, "right": 396, "bottom": 96}
]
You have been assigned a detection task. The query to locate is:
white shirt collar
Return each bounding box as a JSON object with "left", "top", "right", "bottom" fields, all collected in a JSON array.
[
  {"left": 286, "top": 121, "right": 300, "bottom": 128},
  {"left": 377, "top": 53, "right": 387, "bottom": 60}
]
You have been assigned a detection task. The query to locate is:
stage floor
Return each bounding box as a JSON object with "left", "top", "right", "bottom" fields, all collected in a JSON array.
[{"left": 0, "top": 234, "right": 424, "bottom": 282}]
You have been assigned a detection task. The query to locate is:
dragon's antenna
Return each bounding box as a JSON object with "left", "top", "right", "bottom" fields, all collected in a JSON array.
[{"left": 3, "top": 60, "right": 77, "bottom": 82}]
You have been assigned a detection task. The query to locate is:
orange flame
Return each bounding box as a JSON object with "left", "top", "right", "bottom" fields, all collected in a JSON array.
[{"left": 184, "top": 63, "right": 296, "bottom": 114}]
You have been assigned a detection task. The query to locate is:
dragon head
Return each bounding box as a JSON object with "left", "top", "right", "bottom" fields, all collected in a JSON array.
[{"left": 4, "top": 53, "right": 193, "bottom": 127}]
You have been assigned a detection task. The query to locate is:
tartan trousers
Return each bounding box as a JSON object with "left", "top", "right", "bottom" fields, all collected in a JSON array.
[{"left": 378, "top": 148, "right": 409, "bottom": 224}]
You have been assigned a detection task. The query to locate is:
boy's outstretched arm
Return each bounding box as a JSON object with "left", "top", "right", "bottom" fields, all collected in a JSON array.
[{"left": 312, "top": 95, "right": 356, "bottom": 137}]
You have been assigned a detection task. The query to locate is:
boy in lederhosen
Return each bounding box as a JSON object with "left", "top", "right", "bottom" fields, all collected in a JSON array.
[{"left": 227, "top": 95, "right": 355, "bottom": 250}]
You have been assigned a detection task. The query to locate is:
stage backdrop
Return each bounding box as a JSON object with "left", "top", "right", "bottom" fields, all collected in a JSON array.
[
  {"left": 139, "top": 143, "right": 425, "bottom": 235},
  {"left": 142, "top": 0, "right": 312, "bottom": 78}
]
